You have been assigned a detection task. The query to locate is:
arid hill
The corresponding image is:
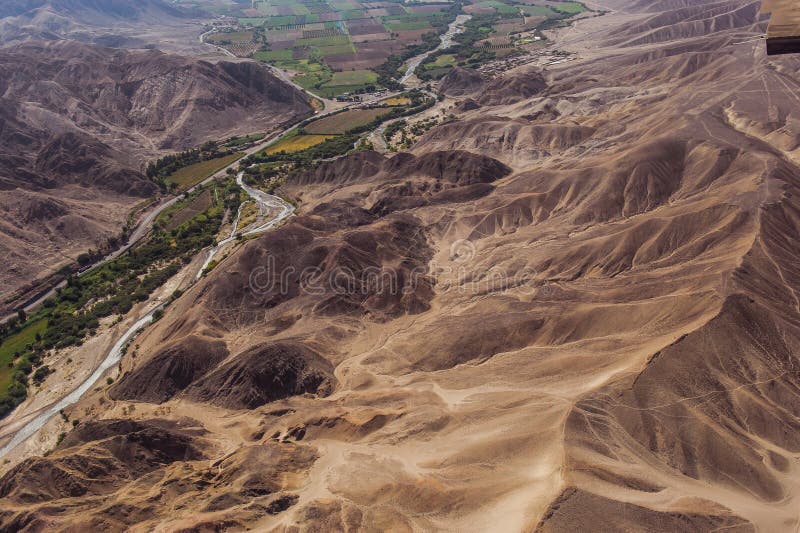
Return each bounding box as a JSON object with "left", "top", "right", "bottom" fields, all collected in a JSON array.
[
  {"left": 0, "top": 0, "right": 202, "bottom": 48},
  {"left": 438, "top": 66, "right": 487, "bottom": 97},
  {"left": 5, "top": 0, "right": 800, "bottom": 531},
  {"left": 0, "top": 39, "right": 311, "bottom": 304}
]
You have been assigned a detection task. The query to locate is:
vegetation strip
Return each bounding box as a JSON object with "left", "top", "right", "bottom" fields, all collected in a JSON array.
[{"left": 0, "top": 180, "right": 242, "bottom": 418}]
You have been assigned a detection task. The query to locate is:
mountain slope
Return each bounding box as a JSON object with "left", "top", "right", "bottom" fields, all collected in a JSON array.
[
  {"left": 4, "top": 0, "right": 800, "bottom": 531},
  {"left": 0, "top": 39, "right": 311, "bottom": 305},
  {"left": 0, "top": 0, "right": 201, "bottom": 47}
]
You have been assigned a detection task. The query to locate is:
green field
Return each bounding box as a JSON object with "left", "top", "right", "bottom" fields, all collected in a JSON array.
[
  {"left": 166, "top": 153, "right": 244, "bottom": 190},
  {"left": 264, "top": 134, "right": 337, "bottom": 154},
  {"left": 419, "top": 52, "right": 457, "bottom": 79},
  {"left": 475, "top": 0, "right": 520, "bottom": 15},
  {"left": 0, "top": 319, "right": 47, "bottom": 391},
  {"left": 239, "top": 17, "right": 269, "bottom": 25},
  {"left": 330, "top": 0, "right": 358, "bottom": 9},
  {"left": 295, "top": 63, "right": 334, "bottom": 91},
  {"left": 329, "top": 70, "right": 377, "bottom": 85},
  {"left": 340, "top": 9, "right": 365, "bottom": 19},
  {"left": 292, "top": 62, "right": 379, "bottom": 96},
  {"left": 254, "top": 49, "right": 294, "bottom": 61},
  {"left": 317, "top": 42, "right": 357, "bottom": 56},
  {"left": 295, "top": 34, "right": 350, "bottom": 47},
  {"left": 520, "top": 5, "right": 559, "bottom": 17},
  {"left": 304, "top": 108, "right": 389, "bottom": 134},
  {"left": 427, "top": 54, "right": 456, "bottom": 68},
  {"left": 291, "top": 4, "right": 311, "bottom": 15},
  {"left": 553, "top": 1, "right": 587, "bottom": 14}
]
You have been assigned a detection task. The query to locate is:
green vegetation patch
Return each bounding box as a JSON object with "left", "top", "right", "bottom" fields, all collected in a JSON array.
[
  {"left": 317, "top": 43, "right": 357, "bottom": 56},
  {"left": 0, "top": 177, "right": 243, "bottom": 419},
  {"left": 427, "top": 53, "right": 456, "bottom": 68},
  {"left": 340, "top": 9, "right": 365, "bottom": 19},
  {"left": 553, "top": 1, "right": 586, "bottom": 14},
  {"left": 225, "top": 133, "right": 266, "bottom": 148},
  {"left": 475, "top": 0, "right": 519, "bottom": 15},
  {"left": 0, "top": 319, "right": 47, "bottom": 391},
  {"left": 291, "top": 4, "right": 311, "bottom": 15},
  {"left": 254, "top": 49, "right": 294, "bottom": 61},
  {"left": 295, "top": 64, "right": 334, "bottom": 91},
  {"left": 304, "top": 108, "right": 389, "bottom": 134},
  {"left": 295, "top": 34, "right": 350, "bottom": 47},
  {"left": 329, "top": 70, "right": 378, "bottom": 85},
  {"left": 166, "top": 152, "right": 244, "bottom": 191},
  {"left": 239, "top": 17, "right": 269, "bottom": 25},
  {"left": 520, "top": 5, "right": 558, "bottom": 17},
  {"left": 330, "top": 0, "right": 359, "bottom": 9}
]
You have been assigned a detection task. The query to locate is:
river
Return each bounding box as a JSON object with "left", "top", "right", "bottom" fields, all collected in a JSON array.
[
  {"left": 400, "top": 14, "right": 472, "bottom": 84},
  {"left": 0, "top": 28, "right": 440, "bottom": 457},
  {"left": 0, "top": 173, "right": 294, "bottom": 459}
]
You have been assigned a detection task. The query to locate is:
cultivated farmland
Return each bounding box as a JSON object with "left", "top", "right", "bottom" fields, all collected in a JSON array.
[
  {"left": 264, "top": 134, "right": 337, "bottom": 154},
  {"left": 304, "top": 108, "right": 389, "bottom": 134},
  {"left": 166, "top": 152, "right": 244, "bottom": 191},
  {"left": 163, "top": 190, "right": 214, "bottom": 231},
  {"left": 0, "top": 319, "right": 47, "bottom": 393},
  {"left": 200, "top": 0, "right": 459, "bottom": 96},
  {"left": 200, "top": 0, "right": 588, "bottom": 93}
]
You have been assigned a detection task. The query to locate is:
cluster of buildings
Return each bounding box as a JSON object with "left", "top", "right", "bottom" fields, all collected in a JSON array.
[{"left": 334, "top": 88, "right": 391, "bottom": 102}]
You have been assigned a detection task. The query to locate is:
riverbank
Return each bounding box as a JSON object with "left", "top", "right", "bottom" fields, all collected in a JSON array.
[
  {"left": 0, "top": 172, "right": 295, "bottom": 467},
  {"left": 400, "top": 14, "right": 472, "bottom": 86}
]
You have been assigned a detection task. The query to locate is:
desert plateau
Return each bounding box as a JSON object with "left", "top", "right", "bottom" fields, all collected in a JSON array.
[{"left": 2, "top": 0, "right": 800, "bottom": 531}]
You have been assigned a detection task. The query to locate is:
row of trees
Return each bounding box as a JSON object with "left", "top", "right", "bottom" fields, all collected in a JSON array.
[
  {"left": 0, "top": 180, "right": 240, "bottom": 419},
  {"left": 373, "top": 1, "right": 463, "bottom": 88},
  {"left": 145, "top": 141, "right": 236, "bottom": 192}
]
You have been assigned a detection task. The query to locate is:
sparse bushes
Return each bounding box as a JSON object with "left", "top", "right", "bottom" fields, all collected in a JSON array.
[{"left": 32, "top": 365, "right": 51, "bottom": 385}]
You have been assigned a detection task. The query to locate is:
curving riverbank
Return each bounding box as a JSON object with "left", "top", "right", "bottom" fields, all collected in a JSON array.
[
  {"left": 0, "top": 173, "right": 295, "bottom": 460},
  {"left": 400, "top": 14, "right": 471, "bottom": 85}
]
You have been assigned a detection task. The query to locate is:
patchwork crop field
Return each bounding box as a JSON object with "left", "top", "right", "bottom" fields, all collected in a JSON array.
[{"left": 195, "top": 0, "right": 589, "bottom": 94}]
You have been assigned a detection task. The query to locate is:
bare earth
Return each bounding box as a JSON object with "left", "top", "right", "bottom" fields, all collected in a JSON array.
[{"left": 4, "top": 0, "right": 800, "bottom": 531}]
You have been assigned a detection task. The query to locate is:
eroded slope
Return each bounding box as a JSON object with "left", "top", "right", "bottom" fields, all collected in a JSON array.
[{"left": 3, "top": 0, "right": 800, "bottom": 531}]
